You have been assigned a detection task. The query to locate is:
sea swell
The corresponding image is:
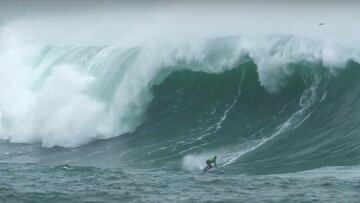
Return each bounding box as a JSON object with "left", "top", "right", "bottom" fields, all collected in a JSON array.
[{"left": 1, "top": 33, "right": 360, "bottom": 174}]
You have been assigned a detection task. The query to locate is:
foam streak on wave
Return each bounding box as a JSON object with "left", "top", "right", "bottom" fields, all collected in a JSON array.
[{"left": 221, "top": 76, "right": 321, "bottom": 166}]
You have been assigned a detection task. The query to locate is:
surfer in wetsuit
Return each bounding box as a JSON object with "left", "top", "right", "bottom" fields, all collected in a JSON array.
[{"left": 203, "top": 156, "right": 217, "bottom": 172}]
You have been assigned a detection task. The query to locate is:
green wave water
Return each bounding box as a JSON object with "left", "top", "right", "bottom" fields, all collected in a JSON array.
[{"left": 1, "top": 35, "right": 360, "bottom": 202}]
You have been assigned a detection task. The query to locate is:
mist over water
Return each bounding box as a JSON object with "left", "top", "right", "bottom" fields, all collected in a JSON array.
[{"left": 1, "top": 1, "right": 360, "bottom": 202}]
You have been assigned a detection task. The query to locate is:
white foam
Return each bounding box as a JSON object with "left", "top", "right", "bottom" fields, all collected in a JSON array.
[{"left": 182, "top": 153, "right": 215, "bottom": 171}]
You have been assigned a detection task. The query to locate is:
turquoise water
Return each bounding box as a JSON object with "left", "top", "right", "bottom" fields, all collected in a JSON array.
[{"left": 1, "top": 35, "right": 360, "bottom": 202}]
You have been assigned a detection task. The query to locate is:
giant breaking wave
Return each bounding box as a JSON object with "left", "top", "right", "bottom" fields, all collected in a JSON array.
[{"left": 1, "top": 32, "right": 360, "bottom": 173}]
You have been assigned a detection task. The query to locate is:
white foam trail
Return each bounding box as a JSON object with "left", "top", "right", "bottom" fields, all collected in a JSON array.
[
  {"left": 220, "top": 77, "right": 321, "bottom": 166},
  {"left": 196, "top": 87, "right": 241, "bottom": 141},
  {"left": 182, "top": 152, "right": 222, "bottom": 171},
  {"left": 182, "top": 154, "right": 208, "bottom": 171},
  {"left": 214, "top": 88, "right": 241, "bottom": 133}
]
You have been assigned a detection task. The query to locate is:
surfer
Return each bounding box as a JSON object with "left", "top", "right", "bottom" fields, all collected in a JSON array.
[{"left": 203, "top": 156, "right": 217, "bottom": 172}]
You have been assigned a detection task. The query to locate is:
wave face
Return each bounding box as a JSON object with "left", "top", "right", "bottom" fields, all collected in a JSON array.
[
  {"left": 1, "top": 34, "right": 360, "bottom": 173},
  {"left": 122, "top": 59, "right": 360, "bottom": 174}
]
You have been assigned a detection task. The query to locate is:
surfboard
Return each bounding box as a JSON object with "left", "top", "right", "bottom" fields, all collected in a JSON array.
[{"left": 204, "top": 167, "right": 224, "bottom": 173}]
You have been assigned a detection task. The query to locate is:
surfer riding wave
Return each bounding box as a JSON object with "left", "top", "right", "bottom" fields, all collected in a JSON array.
[{"left": 203, "top": 156, "right": 217, "bottom": 172}]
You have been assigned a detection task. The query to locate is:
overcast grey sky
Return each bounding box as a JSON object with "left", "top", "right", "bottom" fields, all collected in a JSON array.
[{"left": 0, "top": 0, "right": 359, "bottom": 47}]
